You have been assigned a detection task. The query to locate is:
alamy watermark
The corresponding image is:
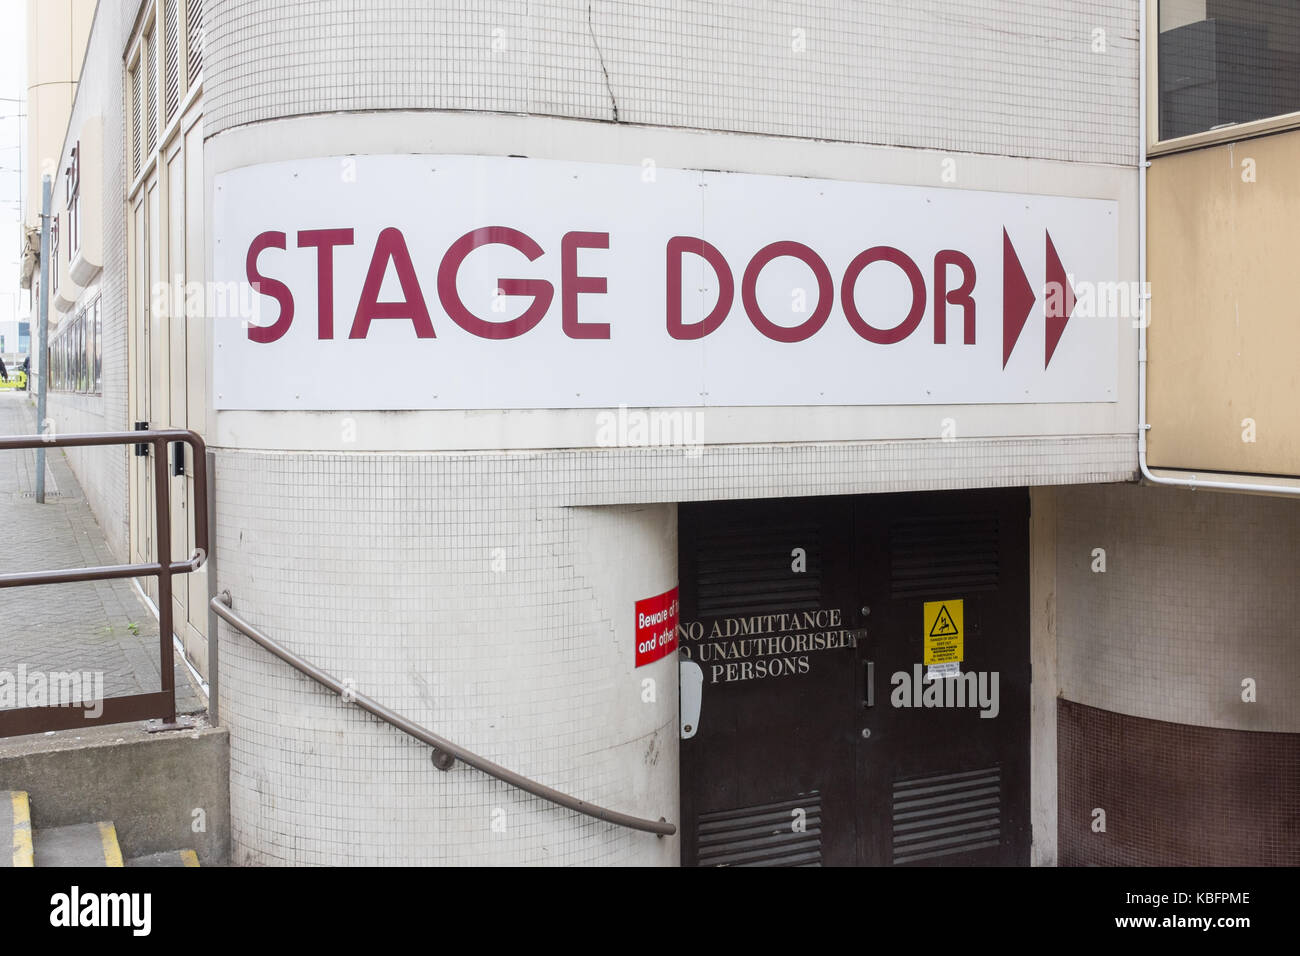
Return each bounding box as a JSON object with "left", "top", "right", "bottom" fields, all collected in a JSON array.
[
  {"left": 0, "top": 666, "right": 105, "bottom": 718},
  {"left": 890, "top": 665, "right": 1000, "bottom": 719},
  {"left": 150, "top": 278, "right": 264, "bottom": 324},
  {"left": 595, "top": 404, "right": 703, "bottom": 455},
  {"left": 1049, "top": 277, "right": 1152, "bottom": 327},
  {"left": 50, "top": 887, "right": 151, "bottom": 936}
]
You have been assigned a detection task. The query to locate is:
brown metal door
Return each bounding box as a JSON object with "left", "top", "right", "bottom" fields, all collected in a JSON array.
[
  {"left": 679, "top": 496, "right": 860, "bottom": 866},
  {"left": 854, "top": 488, "right": 1031, "bottom": 866}
]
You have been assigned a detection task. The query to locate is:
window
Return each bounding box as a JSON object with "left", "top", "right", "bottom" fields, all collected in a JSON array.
[
  {"left": 49, "top": 296, "right": 102, "bottom": 394},
  {"left": 1158, "top": 0, "right": 1300, "bottom": 141},
  {"left": 50, "top": 215, "right": 59, "bottom": 297},
  {"left": 93, "top": 299, "right": 102, "bottom": 393},
  {"left": 76, "top": 317, "right": 84, "bottom": 391},
  {"left": 66, "top": 143, "right": 80, "bottom": 258}
]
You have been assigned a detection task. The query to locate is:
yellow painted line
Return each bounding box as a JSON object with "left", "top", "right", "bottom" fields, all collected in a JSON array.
[
  {"left": 180, "top": 849, "right": 200, "bottom": 867},
  {"left": 11, "top": 792, "right": 33, "bottom": 868},
  {"left": 97, "top": 821, "right": 124, "bottom": 868}
]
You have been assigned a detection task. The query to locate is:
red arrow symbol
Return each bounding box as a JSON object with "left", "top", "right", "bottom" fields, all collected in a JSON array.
[
  {"left": 1002, "top": 228, "right": 1034, "bottom": 369},
  {"left": 1003, "top": 228, "right": 1078, "bottom": 369},
  {"left": 1044, "top": 230, "right": 1075, "bottom": 370}
]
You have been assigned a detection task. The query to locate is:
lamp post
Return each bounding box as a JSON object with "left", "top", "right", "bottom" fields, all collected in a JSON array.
[{"left": 35, "top": 174, "right": 49, "bottom": 503}]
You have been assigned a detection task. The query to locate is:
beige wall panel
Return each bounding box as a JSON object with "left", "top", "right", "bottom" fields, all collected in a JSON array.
[{"left": 1147, "top": 131, "right": 1300, "bottom": 476}]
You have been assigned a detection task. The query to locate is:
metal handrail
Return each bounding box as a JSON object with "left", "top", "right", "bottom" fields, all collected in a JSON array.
[
  {"left": 211, "top": 592, "right": 676, "bottom": 837},
  {"left": 0, "top": 428, "right": 209, "bottom": 736}
]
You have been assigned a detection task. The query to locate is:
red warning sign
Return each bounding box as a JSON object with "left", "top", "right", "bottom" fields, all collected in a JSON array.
[{"left": 635, "top": 586, "right": 679, "bottom": 668}]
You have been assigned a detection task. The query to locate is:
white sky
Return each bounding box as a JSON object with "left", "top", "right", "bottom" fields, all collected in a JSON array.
[{"left": 0, "top": 0, "right": 27, "bottom": 332}]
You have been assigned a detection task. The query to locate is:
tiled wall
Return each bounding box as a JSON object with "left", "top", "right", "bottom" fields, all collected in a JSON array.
[
  {"left": 216, "top": 450, "right": 680, "bottom": 864},
  {"left": 1059, "top": 699, "right": 1300, "bottom": 866},
  {"left": 205, "top": 0, "right": 1139, "bottom": 166},
  {"left": 549, "top": 436, "right": 1137, "bottom": 505},
  {"left": 1057, "top": 482, "right": 1300, "bottom": 733}
]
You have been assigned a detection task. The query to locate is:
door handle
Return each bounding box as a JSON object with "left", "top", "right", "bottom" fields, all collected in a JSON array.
[{"left": 863, "top": 660, "right": 874, "bottom": 708}]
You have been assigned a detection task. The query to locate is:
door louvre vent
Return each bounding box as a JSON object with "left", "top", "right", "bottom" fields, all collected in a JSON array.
[
  {"left": 163, "top": 0, "right": 179, "bottom": 122},
  {"left": 697, "top": 793, "right": 823, "bottom": 867},
  {"left": 695, "top": 522, "right": 821, "bottom": 618},
  {"left": 892, "top": 767, "right": 1002, "bottom": 864},
  {"left": 186, "top": 0, "right": 204, "bottom": 84},
  {"left": 890, "top": 515, "right": 999, "bottom": 598}
]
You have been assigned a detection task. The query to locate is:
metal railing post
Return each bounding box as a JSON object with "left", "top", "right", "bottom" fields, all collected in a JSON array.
[
  {"left": 35, "top": 176, "right": 49, "bottom": 504},
  {"left": 205, "top": 449, "right": 219, "bottom": 726},
  {"left": 153, "top": 437, "right": 176, "bottom": 724}
]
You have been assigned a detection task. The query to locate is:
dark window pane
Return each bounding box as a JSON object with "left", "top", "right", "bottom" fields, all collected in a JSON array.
[{"left": 1159, "top": 1, "right": 1300, "bottom": 140}]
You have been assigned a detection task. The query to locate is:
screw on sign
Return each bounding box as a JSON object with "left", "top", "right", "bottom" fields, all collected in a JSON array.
[{"left": 635, "top": 587, "right": 679, "bottom": 667}]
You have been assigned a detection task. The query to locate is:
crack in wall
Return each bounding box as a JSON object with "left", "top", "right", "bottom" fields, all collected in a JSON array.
[{"left": 587, "top": 3, "right": 619, "bottom": 122}]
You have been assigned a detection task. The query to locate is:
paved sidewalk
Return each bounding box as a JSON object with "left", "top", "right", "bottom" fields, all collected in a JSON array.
[{"left": 0, "top": 391, "right": 202, "bottom": 719}]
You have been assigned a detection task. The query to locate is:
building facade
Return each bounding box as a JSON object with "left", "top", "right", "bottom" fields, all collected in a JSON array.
[{"left": 24, "top": 0, "right": 1300, "bottom": 866}]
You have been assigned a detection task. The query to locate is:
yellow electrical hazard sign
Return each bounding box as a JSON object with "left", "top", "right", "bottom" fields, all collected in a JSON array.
[{"left": 923, "top": 599, "right": 964, "bottom": 665}]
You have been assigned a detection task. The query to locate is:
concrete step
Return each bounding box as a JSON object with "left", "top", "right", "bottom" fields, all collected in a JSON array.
[
  {"left": 126, "top": 849, "right": 200, "bottom": 867},
  {"left": 35, "top": 821, "right": 123, "bottom": 867},
  {"left": 1, "top": 791, "right": 34, "bottom": 866},
  {"left": 0, "top": 720, "right": 229, "bottom": 865}
]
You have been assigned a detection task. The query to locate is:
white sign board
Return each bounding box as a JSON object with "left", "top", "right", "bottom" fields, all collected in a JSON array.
[{"left": 212, "top": 155, "right": 1119, "bottom": 410}]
